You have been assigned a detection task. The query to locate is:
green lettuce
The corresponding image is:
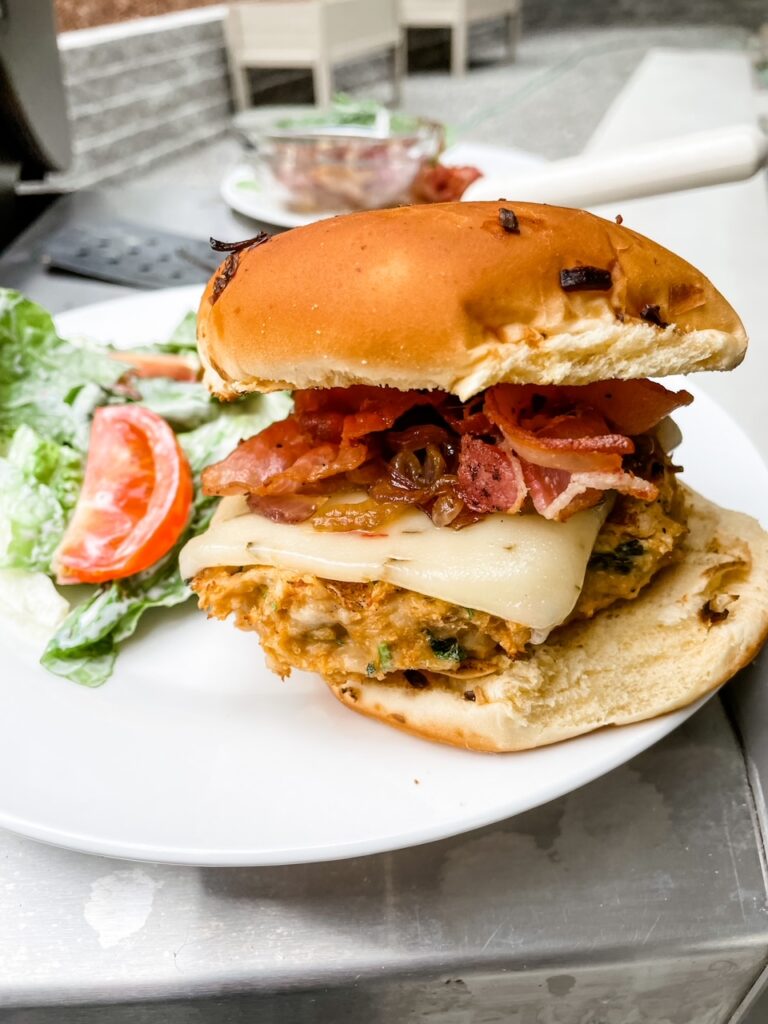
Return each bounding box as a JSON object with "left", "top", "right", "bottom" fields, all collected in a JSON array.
[
  {"left": 150, "top": 311, "right": 197, "bottom": 354},
  {"left": 0, "top": 289, "right": 125, "bottom": 450},
  {"left": 0, "top": 426, "right": 83, "bottom": 572},
  {"left": 41, "top": 392, "right": 293, "bottom": 686},
  {"left": 130, "top": 377, "right": 215, "bottom": 431},
  {"left": 0, "top": 287, "right": 293, "bottom": 686}
]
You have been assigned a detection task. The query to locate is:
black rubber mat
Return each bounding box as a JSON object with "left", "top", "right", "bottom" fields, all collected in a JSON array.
[{"left": 42, "top": 220, "right": 223, "bottom": 288}]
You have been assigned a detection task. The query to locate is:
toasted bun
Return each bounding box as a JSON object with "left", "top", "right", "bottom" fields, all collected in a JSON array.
[
  {"left": 327, "top": 488, "right": 768, "bottom": 751},
  {"left": 198, "top": 202, "right": 746, "bottom": 401}
]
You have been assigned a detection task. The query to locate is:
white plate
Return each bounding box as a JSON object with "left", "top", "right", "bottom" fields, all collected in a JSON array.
[
  {"left": 0, "top": 285, "right": 765, "bottom": 866},
  {"left": 221, "top": 141, "right": 543, "bottom": 228}
]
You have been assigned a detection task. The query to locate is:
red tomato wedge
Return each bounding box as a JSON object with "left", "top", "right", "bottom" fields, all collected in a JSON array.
[
  {"left": 110, "top": 350, "right": 200, "bottom": 382},
  {"left": 53, "top": 406, "right": 193, "bottom": 584}
]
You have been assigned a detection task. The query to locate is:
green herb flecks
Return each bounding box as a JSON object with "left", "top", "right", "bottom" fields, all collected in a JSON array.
[
  {"left": 377, "top": 642, "right": 394, "bottom": 671},
  {"left": 589, "top": 538, "right": 645, "bottom": 576},
  {"left": 426, "top": 632, "right": 466, "bottom": 663}
]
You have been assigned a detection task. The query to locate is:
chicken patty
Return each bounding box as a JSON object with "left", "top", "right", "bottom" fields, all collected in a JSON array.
[{"left": 192, "top": 464, "right": 686, "bottom": 682}]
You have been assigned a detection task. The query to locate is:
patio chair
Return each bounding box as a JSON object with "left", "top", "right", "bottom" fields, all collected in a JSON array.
[
  {"left": 225, "top": 0, "right": 403, "bottom": 110},
  {"left": 399, "top": 0, "right": 521, "bottom": 76}
]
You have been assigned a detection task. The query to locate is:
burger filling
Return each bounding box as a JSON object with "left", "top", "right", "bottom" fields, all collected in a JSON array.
[{"left": 186, "top": 380, "right": 691, "bottom": 680}]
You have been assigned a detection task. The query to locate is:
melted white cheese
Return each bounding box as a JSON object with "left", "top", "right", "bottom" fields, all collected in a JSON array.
[{"left": 180, "top": 497, "right": 607, "bottom": 630}]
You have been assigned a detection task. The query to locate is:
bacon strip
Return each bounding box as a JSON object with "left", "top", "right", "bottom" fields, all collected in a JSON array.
[
  {"left": 559, "top": 379, "right": 693, "bottom": 435},
  {"left": 201, "top": 418, "right": 368, "bottom": 496},
  {"left": 486, "top": 385, "right": 633, "bottom": 473},
  {"left": 523, "top": 461, "right": 658, "bottom": 521},
  {"left": 294, "top": 386, "right": 443, "bottom": 442},
  {"left": 457, "top": 437, "right": 526, "bottom": 514},
  {"left": 203, "top": 387, "right": 444, "bottom": 498},
  {"left": 246, "top": 492, "right": 324, "bottom": 524},
  {"left": 203, "top": 380, "right": 676, "bottom": 524},
  {"left": 441, "top": 404, "right": 496, "bottom": 437}
]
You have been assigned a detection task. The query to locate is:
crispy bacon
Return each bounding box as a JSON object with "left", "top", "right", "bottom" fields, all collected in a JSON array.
[
  {"left": 558, "top": 379, "right": 693, "bottom": 435},
  {"left": 202, "top": 419, "right": 307, "bottom": 495},
  {"left": 246, "top": 492, "right": 325, "bottom": 523},
  {"left": 294, "top": 386, "right": 443, "bottom": 442},
  {"left": 486, "top": 385, "right": 633, "bottom": 473},
  {"left": 457, "top": 437, "right": 526, "bottom": 514},
  {"left": 203, "top": 377, "right": 683, "bottom": 527},
  {"left": 441, "top": 399, "right": 496, "bottom": 437},
  {"left": 202, "top": 418, "right": 368, "bottom": 496},
  {"left": 523, "top": 461, "right": 658, "bottom": 521}
]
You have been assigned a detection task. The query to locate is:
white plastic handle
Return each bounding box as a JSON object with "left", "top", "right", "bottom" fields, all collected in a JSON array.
[{"left": 461, "top": 124, "right": 768, "bottom": 206}]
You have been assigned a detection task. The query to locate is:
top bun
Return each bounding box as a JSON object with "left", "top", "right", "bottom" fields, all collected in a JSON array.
[{"left": 197, "top": 201, "right": 746, "bottom": 401}]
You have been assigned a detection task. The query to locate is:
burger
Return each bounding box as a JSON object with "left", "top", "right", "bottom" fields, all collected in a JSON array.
[{"left": 179, "top": 201, "right": 768, "bottom": 751}]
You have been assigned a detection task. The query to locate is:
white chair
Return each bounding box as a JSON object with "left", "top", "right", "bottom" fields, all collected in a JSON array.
[
  {"left": 399, "top": 0, "right": 521, "bottom": 76},
  {"left": 225, "top": 0, "right": 404, "bottom": 110}
]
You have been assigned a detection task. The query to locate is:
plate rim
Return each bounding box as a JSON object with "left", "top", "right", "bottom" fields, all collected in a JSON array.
[{"left": 0, "top": 696, "right": 708, "bottom": 866}]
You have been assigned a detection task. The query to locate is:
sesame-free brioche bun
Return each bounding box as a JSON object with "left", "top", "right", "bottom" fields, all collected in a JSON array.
[
  {"left": 327, "top": 487, "right": 768, "bottom": 752},
  {"left": 198, "top": 202, "right": 746, "bottom": 401}
]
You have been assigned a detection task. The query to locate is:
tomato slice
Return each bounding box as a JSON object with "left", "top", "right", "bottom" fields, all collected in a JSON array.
[
  {"left": 54, "top": 406, "right": 193, "bottom": 584},
  {"left": 110, "top": 350, "right": 200, "bottom": 382}
]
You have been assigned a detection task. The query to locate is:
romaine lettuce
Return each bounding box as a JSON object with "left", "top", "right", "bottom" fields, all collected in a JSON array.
[
  {"left": 0, "top": 289, "right": 125, "bottom": 450},
  {"left": 41, "top": 392, "right": 293, "bottom": 686},
  {"left": 0, "top": 426, "right": 83, "bottom": 572},
  {"left": 0, "top": 287, "right": 293, "bottom": 684}
]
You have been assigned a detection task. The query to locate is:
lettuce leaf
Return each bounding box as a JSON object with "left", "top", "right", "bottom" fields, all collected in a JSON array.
[
  {"left": 41, "top": 392, "right": 293, "bottom": 686},
  {"left": 0, "top": 289, "right": 124, "bottom": 450},
  {"left": 0, "top": 426, "right": 83, "bottom": 572},
  {"left": 130, "top": 377, "right": 215, "bottom": 431},
  {"left": 150, "top": 311, "right": 198, "bottom": 354}
]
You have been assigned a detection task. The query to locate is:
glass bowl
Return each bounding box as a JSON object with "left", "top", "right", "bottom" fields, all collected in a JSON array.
[{"left": 242, "top": 105, "right": 445, "bottom": 213}]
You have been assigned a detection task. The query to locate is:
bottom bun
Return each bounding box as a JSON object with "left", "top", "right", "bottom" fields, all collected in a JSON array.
[{"left": 327, "top": 487, "right": 768, "bottom": 751}]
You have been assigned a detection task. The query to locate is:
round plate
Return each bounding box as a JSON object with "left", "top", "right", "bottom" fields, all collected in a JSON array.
[
  {"left": 221, "top": 141, "right": 543, "bottom": 228},
  {"left": 0, "top": 285, "right": 765, "bottom": 866}
]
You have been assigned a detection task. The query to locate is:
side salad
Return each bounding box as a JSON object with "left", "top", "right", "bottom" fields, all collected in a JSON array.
[{"left": 0, "top": 288, "right": 291, "bottom": 686}]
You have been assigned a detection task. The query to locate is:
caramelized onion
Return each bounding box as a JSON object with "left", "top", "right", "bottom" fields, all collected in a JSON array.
[
  {"left": 430, "top": 492, "right": 463, "bottom": 527},
  {"left": 390, "top": 449, "right": 424, "bottom": 488},
  {"left": 387, "top": 424, "right": 455, "bottom": 453},
  {"left": 369, "top": 479, "right": 434, "bottom": 505},
  {"left": 311, "top": 497, "right": 402, "bottom": 532},
  {"left": 423, "top": 443, "right": 446, "bottom": 485}
]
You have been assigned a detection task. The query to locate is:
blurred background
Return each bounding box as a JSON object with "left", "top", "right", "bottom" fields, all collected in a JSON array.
[{"left": 3, "top": 0, "right": 767, "bottom": 246}]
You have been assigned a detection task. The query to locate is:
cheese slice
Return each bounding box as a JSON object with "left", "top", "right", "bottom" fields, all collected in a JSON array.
[{"left": 180, "top": 496, "right": 608, "bottom": 631}]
